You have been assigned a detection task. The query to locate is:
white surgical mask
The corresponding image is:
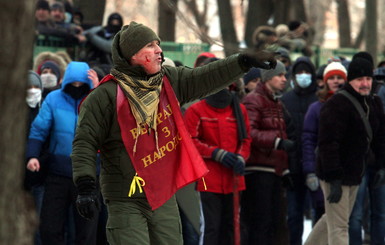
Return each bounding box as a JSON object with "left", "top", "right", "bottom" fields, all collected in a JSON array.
[
  {"left": 40, "top": 73, "right": 58, "bottom": 88},
  {"left": 26, "top": 88, "right": 42, "bottom": 108},
  {"left": 295, "top": 73, "right": 312, "bottom": 88}
]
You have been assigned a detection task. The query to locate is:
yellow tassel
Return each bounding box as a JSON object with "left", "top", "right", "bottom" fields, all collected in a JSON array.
[
  {"left": 128, "top": 173, "right": 146, "bottom": 197},
  {"left": 202, "top": 177, "right": 207, "bottom": 190}
]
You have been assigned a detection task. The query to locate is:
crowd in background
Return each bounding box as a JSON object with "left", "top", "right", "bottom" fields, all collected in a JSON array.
[{"left": 25, "top": 0, "right": 385, "bottom": 245}]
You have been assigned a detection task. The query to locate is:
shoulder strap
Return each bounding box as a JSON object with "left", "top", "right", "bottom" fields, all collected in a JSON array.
[{"left": 339, "top": 90, "right": 373, "bottom": 143}]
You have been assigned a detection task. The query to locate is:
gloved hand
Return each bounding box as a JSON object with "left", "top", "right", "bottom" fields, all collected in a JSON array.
[
  {"left": 282, "top": 173, "right": 295, "bottom": 190},
  {"left": 306, "top": 173, "right": 320, "bottom": 191},
  {"left": 327, "top": 179, "right": 342, "bottom": 203},
  {"left": 212, "top": 148, "right": 245, "bottom": 175},
  {"left": 238, "top": 50, "right": 277, "bottom": 70},
  {"left": 277, "top": 139, "right": 296, "bottom": 152},
  {"left": 75, "top": 177, "right": 100, "bottom": 220},
  {"left": 373, "top": 168, "right": 385, "bottom": 188}
]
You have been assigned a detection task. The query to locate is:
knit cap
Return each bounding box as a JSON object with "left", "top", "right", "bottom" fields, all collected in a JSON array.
[
  {"left": 323, "top": 62, "right": 347, "bottom": 82},
  {"left": 119, "top": 21, "right": 161, "bottom": 60},
  {"left": 261, "top": 60, "right": 286, "bottom": 82},
  {"left": 28, "top": 71, "right": 43, "bottom": 90},
  {"left": 36, "top": 0, "right": 50, "bottom": 11},
  {"left": 347, "top": 58, "right": 373, "bottom": 82},
  {"left": 40, "top": 61, "right": 61, "bottom": 80},
  {"left": 243, "top": 67, "right": 261, "bottom": 85}
]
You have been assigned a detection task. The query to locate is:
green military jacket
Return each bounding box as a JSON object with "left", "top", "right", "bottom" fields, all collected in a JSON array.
[{"left": 71, "top": 54, "right": 246, "bottom": 202}]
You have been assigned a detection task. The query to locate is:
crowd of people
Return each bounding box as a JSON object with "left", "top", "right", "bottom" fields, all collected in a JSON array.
[{"left": 25, "top": 1, "right": 385, "bottom": 245}]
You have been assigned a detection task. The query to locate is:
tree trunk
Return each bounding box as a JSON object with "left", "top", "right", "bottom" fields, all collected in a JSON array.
[
  {"left": 244, "top": 0, "right": 273, "bottom": 49},
  {"left": 365, "top": 0, "right": 377, "bottom": 65},
  {"left": 273, "top": 0, "right": 290, "bottom": 26},
  {"left": 182, "top": 0, "right": 211, "bottom": 43},
  {"left": 0, "top": 0, "right": 38, "bottom": 243},
  {"left": 307, "top": 0, "right": 332, "bottom": 46},
  {"left": 217, "top": 0, "right": 239, "bottom": 56},
  {"left": 336, "top": 0, "right": 352, "bottom": 47},
  {"left": 158, "top": 0, "right": 177, "bottom": 41},
  {"left": 353, "top": 20, "right": 365, "bottom": 49},
  {"left": 73, "top": 0, "right": 106, "bottom": 26},
  {"left": 289, "top": 0, "right": 307, "bottom": 22}
]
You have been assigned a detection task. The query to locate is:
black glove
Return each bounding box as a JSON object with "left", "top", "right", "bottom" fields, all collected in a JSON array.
[
  {"left": 282, "top": 173, "right": 295, "bottom": 190},
  {"left": 238, "top": 50, "right": 277, "bottom": 70},
  {"left": 277, "top": 139, "right": 296, "bottom": 152},
  {"left": 212, "top": 148, "right": 245, "bottom": 175},
  {"left": 373, "top": 168, "right": 385, "bottom": 188},
  {"left": 327, "top": 180, "right": 343, "bottom": 203},
  {"left": 75, "top": 177, "right": 100, "bottom": 220}
]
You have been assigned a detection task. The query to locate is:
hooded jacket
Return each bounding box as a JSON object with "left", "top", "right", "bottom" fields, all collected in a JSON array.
[
  {"left": 27, "top": 62, "right": 93, "bottom": 178},
  {"left": 281, "top": 56, "right": 318, "bottom": 174}
]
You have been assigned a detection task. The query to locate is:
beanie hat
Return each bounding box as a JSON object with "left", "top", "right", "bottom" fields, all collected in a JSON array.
[
  {"left": 374, "top": 67, "right": 385, "bottom": 80},
  {"left": 243, "top": 67, "right": 261, "bottom": 85},
  {"left": 36, "top": 0, "right": 50, "bottom": 11},
  {"left": 40, "top": 61, "right": 61, "bottom": 80},
  {"left": 261, "top": 60, "right": 286, "bottom": 82},
  {"left": 28, "top": 71, "right": 43, "bottom": 90},
  {"left": 119, "top": 21, "right": 161, "bottom": 60},
  {"left": 347, "top": 58, "right": 373, "bottom": 82},
  {"left": 51, "top": 2, "right": 64, "bottom": 12},
  {"left": 352, "top": 51, "right": 374, "bottom": 69},
  {"left": 194, "top": 52, "right": 216, "bottom": 67},
  {"left": 323, "top": 62, "right": 347, "bottom": 82}
]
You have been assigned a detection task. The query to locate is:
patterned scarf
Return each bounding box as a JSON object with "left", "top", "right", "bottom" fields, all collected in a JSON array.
[
  {"left": 111, "top": 68, "right": 165, "bottom": 152},
  {"left": 111, "top": 68, "right": 165, "bottom": 129}
]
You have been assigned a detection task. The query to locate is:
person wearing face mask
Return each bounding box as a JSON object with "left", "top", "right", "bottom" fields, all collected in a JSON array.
[
  {"left": 25, "top": 71, "right": 46, "bottom": 245},
  {"left": 83, "top": 12, "right": 124, "bottom": 65},
  {"left": 39, "top": 61, "right": 62, "bottom": 98},
  {"left": 280, "top": 56, "right": 318, "bottom": 245},
  {"left": 26, "top": 61, "right": 99, "bottom": 245}
]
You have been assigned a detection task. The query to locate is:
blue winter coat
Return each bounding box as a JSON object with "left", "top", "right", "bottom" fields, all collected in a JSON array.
[{"left": 27, "top": 62, "right": 93, "bottom": 178}]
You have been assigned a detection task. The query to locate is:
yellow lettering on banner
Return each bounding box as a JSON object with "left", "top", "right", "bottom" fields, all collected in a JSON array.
[
  {"left": 157, "top": 112, "right": 163, "bottom": 125},
  {"left": 142, "top": 155, "right": 154, "bottom": 168},
  {"left": 141, "top": 133, "right": 183, "bottom": 168},
  {"left": 162, "top": 126, "right": 171, "bottom": 138},
  {"left": 130, "top": 124, "right": 149, "bottom": 139}
]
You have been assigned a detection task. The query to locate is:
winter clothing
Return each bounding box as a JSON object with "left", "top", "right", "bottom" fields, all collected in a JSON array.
[
  {"left": 261, "top": 60, "right": 286, "bottom": 82},
  {"left": 242, "top": 81, "right": 290, "bottom": 175},
  {"left": 323, "top": 62, "right": 347, "bottom": 82},
  {"left": 27, "top": 61, "right": 93, "bottom": 178},
  {"left": 243, "top": 67, "right": 261, "bottom": 85},
  {"left": 317, "top": 84, "right": 385, "bottom": 185},
  {"left": 27, "top": 61, "right": 97, "bottom": 245},
  {"left": 347, "top": 58, "right": 373, "bottom": 82},
  {"left": 281, "top": 56, "right": 318, "bottom": 245},
  {"left": 184, "top": 96, "right": 251, "bottom": 193},
  {"left": 119, "top": 21, "right": 160, "bottom": 60}
]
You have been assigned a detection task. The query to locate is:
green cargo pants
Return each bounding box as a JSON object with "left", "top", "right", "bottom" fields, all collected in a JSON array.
[{"left": 106, "top": 195, "right": 183, "bottom": 245}]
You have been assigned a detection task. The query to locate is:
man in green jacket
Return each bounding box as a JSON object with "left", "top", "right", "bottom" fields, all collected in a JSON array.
[{"left": 71, "top": 21, "right": 276, "bottom": 245}]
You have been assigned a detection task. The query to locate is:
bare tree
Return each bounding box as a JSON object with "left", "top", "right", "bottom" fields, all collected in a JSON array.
[
  {"left": 73, "top": 0, "right": 106, "bottom": 26},
  {"left": 336, "top": 0, "right": 352, "bottom": 47},
  {"left": 217, "top": 0, "right": 239, "bottom": 55},
  {"left": 0, "top": 0, "right": 38, "bottom": 243},
  {"left": 244, "top": 0, "right": 273, "bottom": 49},
  {"left": 366, "top": 0, "right": 378, "bottom": 64},
  {"left": 181, "top": 0, "right": 211, "bottom": 43},
  {"left": 158, "top": 0, "right": 178, "bottom": 41}
]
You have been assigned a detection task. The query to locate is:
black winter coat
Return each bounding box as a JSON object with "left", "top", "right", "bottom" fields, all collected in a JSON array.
[{"left": 316, "top": 84, "right": 385, "bottom": 185}]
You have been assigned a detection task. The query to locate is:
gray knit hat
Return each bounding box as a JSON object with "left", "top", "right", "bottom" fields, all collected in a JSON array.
[
  {"left": 261, "top": 60, "right": 286, "bottom": 82},
  {"left": 28, "top": 71, "right": 43, "bottom": 90},
  {"left": 118, "top": 21, "right": 161, "bottom": 60}
]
